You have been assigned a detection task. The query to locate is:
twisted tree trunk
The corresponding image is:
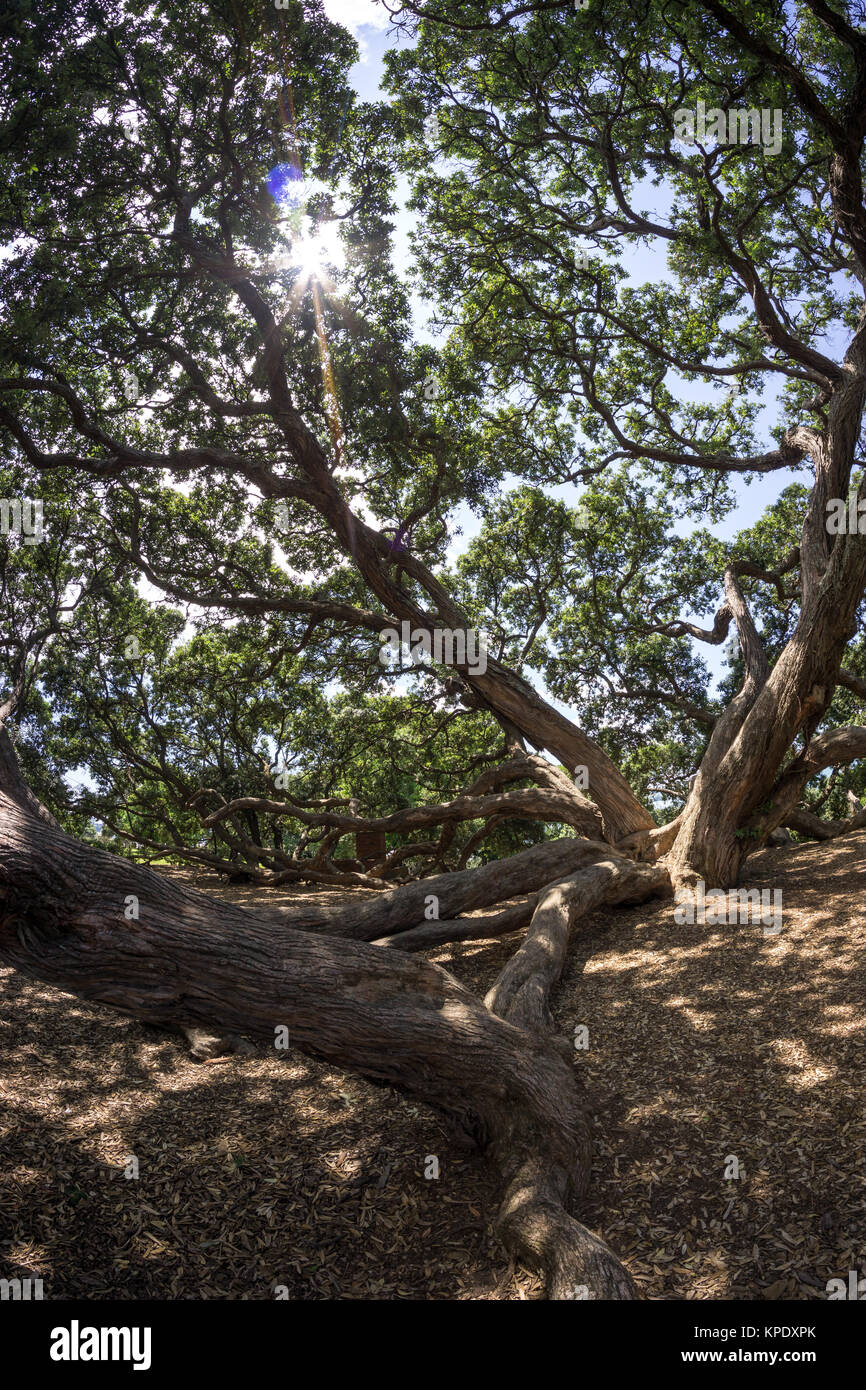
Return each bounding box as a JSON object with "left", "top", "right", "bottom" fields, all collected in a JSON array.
[
  {"left": 0, "top": 752, "right": 662, "bottom": 1298},
  {"left": 484, "top": 857, "right": 669, "bottom": 1299},
  {"left": 668, "top": 474, "right": 866, "bottom": 886}
]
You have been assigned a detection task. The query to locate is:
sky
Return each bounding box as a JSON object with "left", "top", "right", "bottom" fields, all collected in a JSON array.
[
  {"left": 45, "top": 0, "right": 835, "bottom": 795},
  {"left": 316, "top": 0, "right": 810, "bottom": 699}
]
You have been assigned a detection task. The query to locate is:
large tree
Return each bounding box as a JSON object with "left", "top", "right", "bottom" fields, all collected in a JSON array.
[{"left": 2, "top": 0, "right": 866, "bottom": 1298}]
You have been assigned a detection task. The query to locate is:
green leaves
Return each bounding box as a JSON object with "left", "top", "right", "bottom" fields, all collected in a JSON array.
[{"left": 2, "top": 0, "right": 865, "bottom": 856}]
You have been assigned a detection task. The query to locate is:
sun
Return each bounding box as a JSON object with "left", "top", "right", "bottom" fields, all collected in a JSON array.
[
  {"left": 266, "top": 217, "right": 346, "bottom": 288},
  {"left": 292, "top": 221, "right": 345, "bottom": 283}
]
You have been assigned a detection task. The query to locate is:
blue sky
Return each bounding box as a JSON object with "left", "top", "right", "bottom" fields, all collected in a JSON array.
[{"left": 319, "top": 1, "right": 814, "bottom": 697}]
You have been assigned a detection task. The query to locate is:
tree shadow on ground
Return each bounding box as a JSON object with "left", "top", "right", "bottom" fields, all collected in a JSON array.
[
  {"left": 2, "top": 831, "right": 863, "bottom": 1300},
  {"left": 0, "top": 972, "right": 500, "bottom": 1300}
]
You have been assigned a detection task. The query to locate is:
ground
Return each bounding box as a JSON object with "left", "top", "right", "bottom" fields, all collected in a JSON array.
[{"left": 1, "top": 834, "right": 864, "bottom": 1300}]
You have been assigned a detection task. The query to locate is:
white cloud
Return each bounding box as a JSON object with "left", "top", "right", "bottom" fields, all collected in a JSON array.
[{"left": 320, "top": 0, "right": 390, "bottom": 32}]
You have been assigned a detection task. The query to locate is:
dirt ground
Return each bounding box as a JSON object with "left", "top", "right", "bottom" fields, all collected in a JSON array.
[{"left": 1, "top": 834, "right": 864, "bottom": 1300}]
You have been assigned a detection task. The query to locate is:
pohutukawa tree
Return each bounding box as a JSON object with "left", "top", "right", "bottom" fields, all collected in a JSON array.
[{"left": 2, "top": 0, "right": 866, "bottom": 1298}]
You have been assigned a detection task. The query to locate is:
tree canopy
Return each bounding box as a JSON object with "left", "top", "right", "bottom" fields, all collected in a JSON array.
[{"left": 3, "top": 0, "right": 866, "bottom": 1300}]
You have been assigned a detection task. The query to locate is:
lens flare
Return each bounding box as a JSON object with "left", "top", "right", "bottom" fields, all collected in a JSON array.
[
  {"left": 290, "top": 222, "right": 345, "bottom": 283},
  {"left": 266, "top": 163, "right": 305, "bottom": 207},
  {"left": 266, "top": 35, "right": 347, "bottom": 472}
]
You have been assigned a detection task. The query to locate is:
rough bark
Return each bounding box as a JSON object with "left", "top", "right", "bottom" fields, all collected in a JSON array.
[
  {"left": 0, "top": 727, "right": 59, "bottom": 828},
  {"left": 373, "top": 897, "right": 537, "bottom": 951},
  {"left": 0, "top": 785, "right": 643, "bottom": 1298},
  {"left": 480, "top": 855, "right": 670, "bottom": 1300},
  {"left": 485, "top": 859, "right": 671, "bottom": 1032},
  {"left": 668, "top": 446, "right": 866, "bottom": 886},
  {"left": 783, "top": 806, "right": 846, "bottom": 840},
  {"left": 314, "top": 835, "right": 621, "bottom": 941},
  {"left": 666, "top": 568, "right": 772, "bottom": 885}
]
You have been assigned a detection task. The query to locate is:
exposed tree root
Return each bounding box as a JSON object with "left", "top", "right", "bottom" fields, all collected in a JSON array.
[
  {"left": 478, "top": 853, "right": 671, "bottom": 1297},
  {"left": 486, "top": 859, "right": 670, "bottom": 1031},
  {"left": 311, "top": 835, "right": 619, "bottom": 940},
  {"left": 372, "top": 897, "right": 537, "bottom": 951},
  {"left": 0, "top": 783, "right": 662, "bottom": 1298},
  {"left": 783, "top": 805, "right": 866, "bottom": 840},
  {"left": 494, "top": 1155, "right": 640, "bottom": 1300}
]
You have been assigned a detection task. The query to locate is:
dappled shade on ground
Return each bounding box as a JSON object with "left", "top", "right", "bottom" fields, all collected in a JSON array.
[{"left": 1, "top": 837, "right": 864, "bottom": 1300}]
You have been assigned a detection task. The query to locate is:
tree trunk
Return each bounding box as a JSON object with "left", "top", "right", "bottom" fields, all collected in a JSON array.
[
  {"left": 669, "top": 528, "right": 866, "bottom": 885},
  {"left": 485, "top": 859, "right": 670, "bottom": 1032},
  {"left": 0, "top": 782, "right": 647, "bottom": 1298}
]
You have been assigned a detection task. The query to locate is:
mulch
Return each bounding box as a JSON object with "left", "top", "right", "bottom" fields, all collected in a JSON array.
[{"left": 1, "top": 836, "right": 864, "bottom": 1299}]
